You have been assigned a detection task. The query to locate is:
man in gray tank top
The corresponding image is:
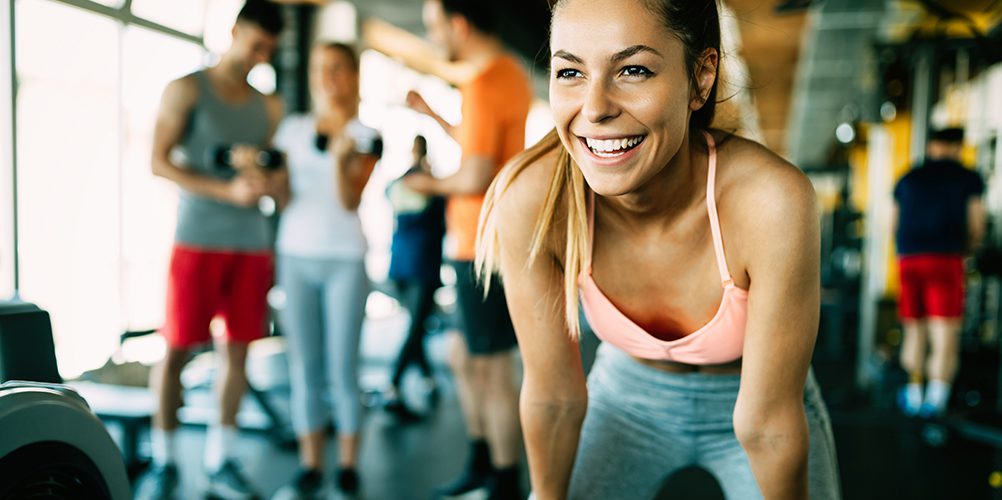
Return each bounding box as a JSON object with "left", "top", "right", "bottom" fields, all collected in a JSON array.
[{"left": 135, "top": 2, "right": 287, "bottom": 499}]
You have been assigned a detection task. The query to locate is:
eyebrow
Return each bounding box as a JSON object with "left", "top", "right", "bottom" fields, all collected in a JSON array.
[
  {"left": 551, "top": 50, "right": 582, "bottom": 63},
  {"left": 551, "top": 45, "right": 663, "bottom": 64},
  {"left": 611, "top": 45, "right": 662, "bottom": 62}
]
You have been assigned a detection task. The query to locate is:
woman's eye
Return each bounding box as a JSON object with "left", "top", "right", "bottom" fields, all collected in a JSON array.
[
  {"left": 554, "top": 68, "right": 582, "bottom": 79},
  {"left": 621, "top": 66, "right": 653, "bottom": 78}
]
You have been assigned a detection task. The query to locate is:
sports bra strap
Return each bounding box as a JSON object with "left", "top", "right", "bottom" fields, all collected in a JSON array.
[
  {"left": 702, "top": 130, "right": 733, "bottom": 286},
  {"left": 584, "top": 131, "right": 733, "bottom": 286}
]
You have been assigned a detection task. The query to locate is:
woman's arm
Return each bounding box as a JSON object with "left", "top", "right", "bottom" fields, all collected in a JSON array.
[
  {"left": 732, "top": 157, "right": 821, "bottom": 500},
  {"left": 331, "top": 135, "right": 378, "bottom": 211},
  {"left": 267, "top": 166, "right": 292, "bottom": 211},
  {"left": 493, "top": 154, "right": 588, "bottom": 500}
]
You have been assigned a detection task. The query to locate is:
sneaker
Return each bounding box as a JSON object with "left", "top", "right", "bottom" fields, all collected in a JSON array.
[
  {"left": 436, "top": 467, "right": 490, "bottom": 497},
  {"left": 206, "top": 460, "right": 260, "bottom": 500},
  {"left": 487, "top": 481, "right": 524, "bottom": 500},
  {"left": 919, "top": 402, "right": 945, "bottom": 419},
  {"left": 335, "top": 467, "right": 360, "bottom": 495},
  {"left": 135, "top": 463, "right": 179, "bottom": 500},
  {"left": 270, "top": 469, "right": 324, "bottom": 500},
  {"left": 384, "top": 399, "right": 422, "bottom": 422},
  {"left": 486, "top": 467, "right": 523, "bottom": 500},
  {"left": 898, "top": 386, "right": 922, "bottom": 417}
]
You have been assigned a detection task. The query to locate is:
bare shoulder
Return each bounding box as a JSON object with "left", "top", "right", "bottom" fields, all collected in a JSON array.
[
  {"left": 161, "top": 74, "right": 199, "bottom": 112},
  {"left": 167, "top": 74, "right": 199, "bottom": 99},
  {"left": 714, "top": 132, "right": 817, "bottom": 228},
  {"left": 493, "top": 141, "right": 565, "bottom": 253},
  {"left": 710, "top": 132, "right": 819, "bottom": 283},
  {"left": 153, "top": 75, "right": 200, "bottom": 153},
  {"left": 496, "top": 146, "right": 560, "bottom": 219}
]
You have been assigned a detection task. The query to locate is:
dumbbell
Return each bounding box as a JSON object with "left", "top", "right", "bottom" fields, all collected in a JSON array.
[
  {"left": 207, "top": 144, "right": 285, "bottom": 172},
  {"left": 314, "top": 133, "right": 383, "bottom": 157}
]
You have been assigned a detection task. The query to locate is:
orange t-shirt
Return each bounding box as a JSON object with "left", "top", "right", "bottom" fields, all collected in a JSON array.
[{"left": 447, "top": 55, "right": 533, "bottom": 261}]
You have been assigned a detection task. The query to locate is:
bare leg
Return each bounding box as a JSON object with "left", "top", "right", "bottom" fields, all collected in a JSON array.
[
  {"left": 151, "top": 347, "right": 191, "bottom": 430},
  {"left": 900, "top": 319, "right": 927, "bottom": 383},
  {"left": 217, "top": 341, "right": 250, "bottom": 427},
  {"left": 298, "top": 430, "right": 326, "bottom": 470},
  {"left": 450, "top": 333, "right": 486, "bottom": 439},
  {"left": 927, "top": 317, "right": 962, "bottom": 383},
  {"left": 923, "top": 317, "right": 962, "bottom": 414},
  {"left": 339, "top": 434, "right": 360, "bottom": 468},
  {"left": 477, "top": 350, "right": 521, "bottom": 468}
]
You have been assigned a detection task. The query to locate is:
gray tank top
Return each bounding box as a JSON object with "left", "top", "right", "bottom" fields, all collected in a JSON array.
[{"left": 173, "top": 70, "right": 272, "bottom": 251}]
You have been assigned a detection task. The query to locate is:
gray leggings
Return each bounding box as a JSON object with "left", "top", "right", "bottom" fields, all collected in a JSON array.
[
  {"left": 277, "top": 254, "right": 368, "bottom": 436},
  {"left": 567, "top": 343, "right": 842, "bottom": 500}
]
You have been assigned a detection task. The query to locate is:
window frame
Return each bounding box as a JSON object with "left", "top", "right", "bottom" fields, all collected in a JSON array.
[{"left": 3, "top": 0, "right": 212, "bottom": 376}]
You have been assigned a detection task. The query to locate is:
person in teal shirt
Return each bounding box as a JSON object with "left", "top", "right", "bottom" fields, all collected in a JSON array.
[{"left": 385, "top": 135, "right": 446, "bottom": 419}]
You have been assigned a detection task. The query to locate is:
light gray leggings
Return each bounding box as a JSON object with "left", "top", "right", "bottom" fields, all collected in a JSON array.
[
  {"left": 567, "top": 343, "right": 842, "bottom": 499},
  {"left": 277, "top": 254, "right": 368, "bottom": 436}
]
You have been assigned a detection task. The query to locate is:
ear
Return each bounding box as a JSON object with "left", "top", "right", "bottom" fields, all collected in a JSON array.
[{"left": 690, "top": 48, "right": 719, "bottom": 111}]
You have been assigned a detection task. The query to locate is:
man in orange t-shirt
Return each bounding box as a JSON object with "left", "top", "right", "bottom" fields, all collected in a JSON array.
[{"left": 401, "top": 1, "right": 532, "bottom": 498}]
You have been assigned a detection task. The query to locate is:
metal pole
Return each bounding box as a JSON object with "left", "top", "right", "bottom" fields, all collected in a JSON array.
[
  {"left": 116, "top": 5, "right": 127, "bottom": 331},
  {"left": 909, "top": 44, "right": 935, "bottom": 164},
  {"left": 9, "top": 0, "right": 19, "bottom": 298},
  {"left": 856, "top": 125, "right": 892, "bottom": 388},
  {"left": 50, "top": 0, "right": 203, "bottom": 46}
]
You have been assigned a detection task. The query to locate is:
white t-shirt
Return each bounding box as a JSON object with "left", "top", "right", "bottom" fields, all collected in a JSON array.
[{"left": 274, "top": 114, "right": 380, "bottom": 259}]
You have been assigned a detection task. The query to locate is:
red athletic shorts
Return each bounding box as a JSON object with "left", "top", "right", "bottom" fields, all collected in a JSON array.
[
  {"left": 161, "top": 245, "right": 274, "bottom": 348},
  {"left": 898, "top": 254, "right": 965, "bottom": 319}
]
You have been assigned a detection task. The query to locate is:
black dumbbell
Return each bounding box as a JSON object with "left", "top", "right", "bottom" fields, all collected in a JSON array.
[
  {"left": 314, "top": 134, "right": 383, "bottom": 157},
  {"left": 207, "top": 144, "right": 285, "bottom": 171}
]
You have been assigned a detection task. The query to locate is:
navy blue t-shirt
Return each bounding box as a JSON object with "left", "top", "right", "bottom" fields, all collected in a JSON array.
[
  {"left": 894, "top": 159, "right": 984, "bottom": 256},
  {"left": 387, "top": 167, "right": 446, "bottom": 284}
]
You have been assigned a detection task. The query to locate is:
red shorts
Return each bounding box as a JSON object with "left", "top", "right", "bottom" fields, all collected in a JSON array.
[
  {"left": 898, "top": 254, "right": 965, "bottom": 320},
  {"left": 161, "top": 245, "right": 274, "bottom": 348}
]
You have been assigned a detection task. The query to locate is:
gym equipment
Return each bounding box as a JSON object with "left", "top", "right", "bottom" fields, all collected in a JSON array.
[
  {"left": 0, "top": 380, "right": 130, "bottom": 499},
  {"left": 207, "top": 144, "right": 285, "bottom": 171},
  {"left": 314, "top": 132, "right": 383, "bottom": 157},
  {"left": 0, "top": 301, "right": 158, "bottom": 478},
  {"left": 119, "top": 329, "right": 297, "bottom": 450},
  {"left": 815, "top": 163, "right": 863, "bottom": 363},
  {"left": 0, "top": 301, "right": 297, "bottom": 482},
  {"left": 0, "top": 302, "right": 60, "bottom": 384}
]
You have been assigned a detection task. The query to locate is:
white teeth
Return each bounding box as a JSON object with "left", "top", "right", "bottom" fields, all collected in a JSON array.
[{"left": 585, "top": 135, "right": 644, "bottom": 154}]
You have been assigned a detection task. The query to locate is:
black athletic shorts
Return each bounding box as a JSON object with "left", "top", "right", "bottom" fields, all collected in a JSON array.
[{"left": 449, "top": 260, "right": 517, "bottom": 355}]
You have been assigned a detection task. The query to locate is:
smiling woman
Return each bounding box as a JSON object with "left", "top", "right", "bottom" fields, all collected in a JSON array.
[{"left": 476, "top": 0, "right": 841, "bottom": 499}]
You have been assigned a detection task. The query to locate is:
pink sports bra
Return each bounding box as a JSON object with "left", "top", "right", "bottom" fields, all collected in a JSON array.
[{"left": 578, "top": 131, "right": 747, "bottom": 365}]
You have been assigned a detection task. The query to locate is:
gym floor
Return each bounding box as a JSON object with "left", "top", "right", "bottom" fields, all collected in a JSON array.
[{"left": 127, "top": 306, "right": 1002, "bottom": 500}]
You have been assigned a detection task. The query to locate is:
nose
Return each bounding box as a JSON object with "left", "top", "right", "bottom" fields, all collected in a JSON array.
[{"left": 582, "top": 79, "right": 620, "bottom": 123}]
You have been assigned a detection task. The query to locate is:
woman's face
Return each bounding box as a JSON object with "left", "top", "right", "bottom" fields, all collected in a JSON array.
[
  {"left": 549, "top": 0, "right": 707, "bottom": 196},
  {"left": 309, "top": 46, "right": 358, "bottom": 107}
]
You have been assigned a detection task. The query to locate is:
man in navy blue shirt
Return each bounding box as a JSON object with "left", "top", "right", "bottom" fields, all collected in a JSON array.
[{"left": 894, "top": 127, "right": 986, "bottom": 417}]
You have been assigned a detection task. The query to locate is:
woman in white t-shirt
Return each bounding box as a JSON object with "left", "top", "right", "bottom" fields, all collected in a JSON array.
[{"left": 272, "top": 42, "right": 380, "bottom": 498}]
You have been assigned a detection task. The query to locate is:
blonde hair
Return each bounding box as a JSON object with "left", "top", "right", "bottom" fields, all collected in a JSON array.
[{"left": 476, "top": 129, "right": 591, "bottom": 339}]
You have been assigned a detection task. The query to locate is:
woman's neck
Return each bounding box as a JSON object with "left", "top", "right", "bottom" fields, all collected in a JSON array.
[
  {"left": 601, "top": 131, "right": 707, "bottom": 231},
  {"left": 315, "top": 100, "right": 358, "bottom": 133}
]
